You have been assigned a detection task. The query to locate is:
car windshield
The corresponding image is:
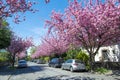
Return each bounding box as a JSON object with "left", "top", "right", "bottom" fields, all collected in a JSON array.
[{"left": 19, "top": 60, "right": 26, "bottom": 63}]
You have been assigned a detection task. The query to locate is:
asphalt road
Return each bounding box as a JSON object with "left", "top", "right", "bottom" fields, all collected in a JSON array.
[{"left": 0, "top": 62, "right": 120, "bottom": 80}]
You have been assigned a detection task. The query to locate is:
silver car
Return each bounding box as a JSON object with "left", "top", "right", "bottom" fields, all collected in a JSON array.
[
  {"left": 18, "top": 60, "right": 27, "bottom": 68},
  {"left": 61, "top": 59, "right": 86, "bottom": 72}
]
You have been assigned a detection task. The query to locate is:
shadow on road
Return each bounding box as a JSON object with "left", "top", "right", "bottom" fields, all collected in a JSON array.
[
  {"left": 111, "top": 70, "right": 120, "bottom": 76},
  {"left": 0, "top": 65, "right": 45, "bottom": 76},
  {"left": 105, "top": 70, "right": 120, "bottom": 77},
  {"left": 36, "top": 75, "right": 96, "bottom": 80}
]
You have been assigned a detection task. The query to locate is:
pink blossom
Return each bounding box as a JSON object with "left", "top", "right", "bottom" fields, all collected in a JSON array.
[
  {"left": 31, "top": 35, "right": 69, "bottom": 58},
  {"left": 45, "top": 0, "right": 120, "bottom": 63},
  {"left": 7, "top": 35, "right": 33, "bottom": 57},
  {"left": 17, "top": 51, "right": 26, "bottom": 59}
]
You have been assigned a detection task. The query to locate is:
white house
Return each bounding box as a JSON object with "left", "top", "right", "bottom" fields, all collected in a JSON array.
[{"left": 95, "top": 44, "right": 120, "bottom": 62}]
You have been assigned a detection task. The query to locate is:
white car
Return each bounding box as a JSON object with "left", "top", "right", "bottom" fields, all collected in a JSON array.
[{"left": 18, "top": 60, "right": 27, "bottom": 68}]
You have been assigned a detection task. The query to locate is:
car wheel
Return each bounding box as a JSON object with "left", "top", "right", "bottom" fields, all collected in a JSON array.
[{"left": 70, "top": 67, "right": 74, "bottom": 72}]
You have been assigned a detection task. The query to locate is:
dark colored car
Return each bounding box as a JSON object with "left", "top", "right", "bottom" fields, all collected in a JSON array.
[{"left": 48, "top": 58, "right": 64, "bottom": 68}]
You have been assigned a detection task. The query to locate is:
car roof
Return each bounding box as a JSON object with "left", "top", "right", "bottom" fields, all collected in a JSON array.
[
  {"left": 18, "top": 60, "right": 26, "bottom": 62},
  {"left": 67, "top": 59, "right": 81, "bottom": 61}
]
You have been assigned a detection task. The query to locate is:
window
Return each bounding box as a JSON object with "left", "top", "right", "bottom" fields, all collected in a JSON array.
[
  {"left": 66, "top": 59, "right": 72, "bottom": 63},
  {"left": 102, "top": 50, "right": 109, "bottom": 61}
]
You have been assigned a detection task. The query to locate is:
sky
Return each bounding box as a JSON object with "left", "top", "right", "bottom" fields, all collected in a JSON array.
[{"left": 7, "top": 0, "right": 69, "bottom": 46}]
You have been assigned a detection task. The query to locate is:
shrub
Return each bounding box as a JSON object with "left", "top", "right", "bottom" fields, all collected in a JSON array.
[
  {"left": 76, "top": 50, "right": 89, "bottom": 64},
  {"left": 76, "top": 50, "right": 90, "bottom": 70},
  {"left": 0, "top": 52, "right": 9, "bottom": 62},
  {"left": 44, "top": 56, "right": 50, "bottom": 63},
  {"left": 65, "top": 48, "right": 81, "bottom": 60},
  {"left": 95, "top": 67, "right": 109, "bottom": 74}
]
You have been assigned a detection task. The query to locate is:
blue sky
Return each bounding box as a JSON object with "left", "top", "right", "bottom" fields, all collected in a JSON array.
[{"left": 7, "top": 0, "right": 69, "bottom": 45}]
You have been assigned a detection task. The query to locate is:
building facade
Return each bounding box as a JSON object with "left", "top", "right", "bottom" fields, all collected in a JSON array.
[{"left": 95, "top": 44, "right": 120, "bottom": 62}]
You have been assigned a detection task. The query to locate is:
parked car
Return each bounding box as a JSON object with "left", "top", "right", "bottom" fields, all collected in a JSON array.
[
  {"left": 33, "top": 59, "right": 37, "bottom": 63},
  {"left": 48, "top": 58, "right": 64, "bottom": 68},
  {"left": 61, "top": 59, "right": 86, "bottom": 72},
  {"left": 18, "top": 60, "right": 27, "bottom": 68},
  {"left": 31, "top": 59, "right": 34, "bottom": 62},
  {"left": 36, "top": 59, "right": 45, "bottom": 64}
]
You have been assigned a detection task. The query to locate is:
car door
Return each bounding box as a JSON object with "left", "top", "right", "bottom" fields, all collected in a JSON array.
[
  {"left": 65, "top": 59, "right": 72, "bottom": 70},
  {"left": 62, "top": 60, "right": 69, "bottom": 69},
  {"left": 67, "top": 59, "right": 73, "bottom": 69},
  {"left": 50, "top": 58, "right": 56, "bottom": 67}
]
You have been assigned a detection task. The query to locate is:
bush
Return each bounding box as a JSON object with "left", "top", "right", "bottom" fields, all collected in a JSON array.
[
  {"left": 76, "top": 50, "right": 90, "bottom": 70},
  {"left": 44, "top": 56, "right": 50, "bottom": 63},
  {"left": 0, "top": 52, "right": 9, "bottom": 62},
  {"left": 76, "top": 50, "right": 89, "bottom": 64},
  {"left": 95, "top": 67, "right": 109, "bottom": 74},
  {"left": 65, "top": 48, "right": 81, "bottom": 60},
  {"left": 26, "top": 56, "right": 32, "bottom": 61}
]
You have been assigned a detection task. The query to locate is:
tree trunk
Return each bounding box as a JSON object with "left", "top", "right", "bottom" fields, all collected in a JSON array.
[
  {"left": 0, "top": 18, "right": 2, "bottom": 28},
  {"left": 11, "top": 54, "right": 15, "bottom": 68},
  {"left": 12, "top": 58, "right": 15, "bottom": 68},
  {"left": 89, "top": 53, "right": 95, "bottom": 72},
  {"left": 89, "top": 53, "right": 93, "bottom": 72},
  {"left": 11, "top": 60, "right": 14, "bottom": 68}
]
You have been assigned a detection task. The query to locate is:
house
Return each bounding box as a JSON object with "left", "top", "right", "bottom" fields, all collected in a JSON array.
[{"left": 95, "top": 44, "right": 120, "bottom": 62}]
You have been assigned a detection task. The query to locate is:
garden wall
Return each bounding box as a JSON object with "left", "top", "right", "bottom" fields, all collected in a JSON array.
[{"left": 93, "top": 62, "right": 120, "bottom": 70}]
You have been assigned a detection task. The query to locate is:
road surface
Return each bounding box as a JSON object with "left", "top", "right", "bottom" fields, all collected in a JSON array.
[{"left": 0, "top": 62, "right": 119, "bottom": 80}]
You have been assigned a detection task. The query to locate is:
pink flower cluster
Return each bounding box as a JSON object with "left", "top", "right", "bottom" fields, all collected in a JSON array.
[
  {"left": 0, "top": 0, "right": 35, "bottom": 24},
  {"left": 31, "top": 35, "right": 69, "bottom": 58},
  {"left": 7, "top": 35, "right": 33, "bottom": 58},
  {"left": 45, "top": 0, "right": 120, "bottom": 55},
  {"left": 32, "top": 0, "right": 120, "bottom": 58}
]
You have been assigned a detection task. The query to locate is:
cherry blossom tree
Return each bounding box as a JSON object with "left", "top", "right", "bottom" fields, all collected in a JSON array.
[
  {"left": 45, "top": 0, "right": 50, "bottom": 4},
  {"left": 0, "top": 0, "right": 50, "bottom": 26},
  {"left": 31, "top": 35, "right": 69, "bottom": 59},
  {"left": 44, "top": 36, "right": 68, "bottom": 55},
  {"left": 0, "top": 0, "right": 35, "bottom": 25},
  {"left": 17, "top": 51, "right": 27, "bottom": 59},
  {"left": 46, "top": 0, "right": 120, "bottom": 71},
  {"left": 7, "top": 35, "right": 32, "bottom": 67}
]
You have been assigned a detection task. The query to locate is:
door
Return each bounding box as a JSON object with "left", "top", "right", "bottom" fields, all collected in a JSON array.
[{"left": 65, "top": 59, "right": 73, "bottom": 70}]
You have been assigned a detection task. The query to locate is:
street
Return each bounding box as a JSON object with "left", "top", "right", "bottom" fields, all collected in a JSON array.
[{"left": 0, "top": 62, "right": 120, "bottom": 80}]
